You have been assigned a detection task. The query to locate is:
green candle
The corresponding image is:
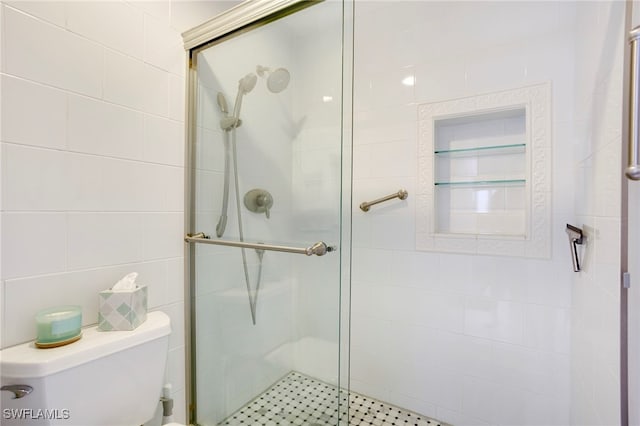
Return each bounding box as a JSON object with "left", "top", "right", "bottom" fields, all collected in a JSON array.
[{"left": 36, "top": 306, "right": 82, "bottom": 344}]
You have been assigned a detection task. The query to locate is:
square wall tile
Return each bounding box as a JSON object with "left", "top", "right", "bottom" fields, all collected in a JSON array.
[
  {"left": 464, "top": 298, "right": 524, "bottom": 344},
  {"left": 2, "top": 143, "right": 68, "bottom": 211},
  {"left": 166, "top": 258, "right": 185, "bottom": 304},
  {"left": 68, "top": 94, "right": 145, "bottom": 160},
  {"left": 66, "top": 1, "right": 143, "bottom": 58},
  {"left": 104, "top": 50, "right": 169, "bottom": 116},
  {"left": 524, "top": 304, "right": 570, "bottom": 353},
  {"left": 65, "top": 152, "right": 107, "bottom": 211},
  {"left": 144, "top": 14, "right": 184, "bottom": 76},
  {"left": 1, "top": 212, "right": 66, "bottom": 279},
  {"left": 1, "top": 75, "right": 67, "bottom": 149},
  {"left": 67, "top": 213, "right": 143, "bottom": 269},
  {"left": 168, "top": 73, "right": 185, "bottom": 122},
  {"left": 159, "top": 301, "right": 185, "bottom": 350},
  {"left": 4, "top": 6, "right": 103, "bottom": 97},
  {"left": 130, "top": 1, "right": 171, "bottom": 24},
  {"left": 141, "top": 212, "right": 184, "bottom": 260},
  {"left": 143, "top": 115, "right": 184, "bottom": 166},
  {"left": 168, "top": 346, "right": 186, "bottom": 392},
  {"left": 3, "top": 1, "right": 66, "bottom": 27}
]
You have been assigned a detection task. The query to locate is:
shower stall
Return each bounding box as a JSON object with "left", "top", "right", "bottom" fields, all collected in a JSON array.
[
  {"left": 183, "top": 1, "right": 637, "bottom": 425},
  {"left": 183, "top": 2, "right": 353, "bottom": 425}
]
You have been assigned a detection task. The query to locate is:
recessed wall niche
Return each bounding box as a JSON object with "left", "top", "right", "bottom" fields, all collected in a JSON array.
[{"left": 416, "top": 83, "right": 551, "bottom": 258}]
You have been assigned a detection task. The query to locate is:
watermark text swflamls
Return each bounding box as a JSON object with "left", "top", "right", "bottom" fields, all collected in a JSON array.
[{"left": 3, "top": 408, "right": 70, "bottom": 420}]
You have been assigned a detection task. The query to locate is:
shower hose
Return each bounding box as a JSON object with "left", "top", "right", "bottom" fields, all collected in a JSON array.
[{"left": 229, "top": 128, "right": 264, "bottom": 325}]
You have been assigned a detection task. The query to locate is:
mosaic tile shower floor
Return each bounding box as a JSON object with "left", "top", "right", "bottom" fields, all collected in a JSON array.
[{"left": 219, "top": 372, "right": 446, "bottom": 426}]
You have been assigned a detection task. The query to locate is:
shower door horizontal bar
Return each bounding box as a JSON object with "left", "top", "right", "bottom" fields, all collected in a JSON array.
[{"left": 184, "top": 234, "right": 335, "bottom": 256}]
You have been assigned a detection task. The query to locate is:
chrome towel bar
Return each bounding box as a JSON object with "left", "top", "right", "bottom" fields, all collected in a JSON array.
[
  {"left": 185, "top": 234, "right": 335, "bottom": 256},
  {"left": 359, "top": 189, "right": 408, "bottom": 212}
]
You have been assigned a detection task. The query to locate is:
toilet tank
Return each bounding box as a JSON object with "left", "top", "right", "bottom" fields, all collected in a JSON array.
[{"left": 1, "top": 311, "right": 171, "bottom": 426}]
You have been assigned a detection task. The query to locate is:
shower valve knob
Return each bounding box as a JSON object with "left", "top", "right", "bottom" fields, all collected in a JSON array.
[{"left": 244, "top": 189, "right": 274, "bottom": 219}]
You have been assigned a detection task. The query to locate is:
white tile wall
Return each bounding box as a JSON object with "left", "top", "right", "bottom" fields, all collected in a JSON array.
[
  {"left": 1, "top": 75, "right": 67, "bottom": 149},
  {"left": 570, "top": 2, "right": 626, "bottom": 425},
  {"left": 351, "top": 2, "right": 588, "bottom": 424},
  {"left": 3, "top": 7, "right": 103, "bottom": 97},
  {"left": 67, "top": 94, "right": 145, "bottom": 160},
  {"left": 143, "top": 115, "right": 184, "bottom": 166},
  {"left": 66, "top": 1, "right": 144, "bottom": 59},
  {"left": 3, "top": 0, "right": 65, "bottom": 26},
  {"left": 1, "top": 212, "right": 67, "bottom": 279},
  {"left": 2, "top": 143, "right": 69, "bottom": 211},
  {"left": 144, "top": 14, "right": 185, "bottom": 76},
  {"left": 0, "top": 1, "right": 196, "bottom": 422},
  {"left": 104, "top": 50, "right": 169, "bottom": 117}
]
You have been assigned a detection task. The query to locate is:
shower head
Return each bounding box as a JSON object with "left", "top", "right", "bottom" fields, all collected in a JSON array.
[{"left": 256, "top": 65, "right": 290, "bottom": 93}]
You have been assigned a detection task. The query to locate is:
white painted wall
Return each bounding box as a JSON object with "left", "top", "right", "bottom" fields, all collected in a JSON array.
[{"left": 0, "top": 1, "right": 235, "bottom": 423}]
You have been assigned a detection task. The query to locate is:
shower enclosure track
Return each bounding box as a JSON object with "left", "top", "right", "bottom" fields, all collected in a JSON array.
[{"left": 185, "top": 234, "right": 335, "bottom": 256}]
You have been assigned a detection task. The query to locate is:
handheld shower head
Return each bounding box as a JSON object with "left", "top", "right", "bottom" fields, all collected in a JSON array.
[
  {"left": 256, "top": 65, "right": 290, "bottom": 93},
  {"left": 231, "top": 73, "right": 258, "bottom": 121},
  {"left": 239, "top": 73, "right": 257, "bottom": 93}
]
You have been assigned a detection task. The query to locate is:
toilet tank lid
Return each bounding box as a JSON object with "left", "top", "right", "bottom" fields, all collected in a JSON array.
[{"left": 1, "top": 311, "right": 171, "bottom": 379}]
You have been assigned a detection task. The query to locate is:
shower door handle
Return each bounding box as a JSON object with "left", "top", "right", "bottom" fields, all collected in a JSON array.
[{"left": 627, "top": 26, "right": 640, "bottom": 180}]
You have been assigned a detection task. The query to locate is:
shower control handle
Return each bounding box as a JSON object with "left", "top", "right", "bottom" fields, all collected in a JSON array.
[
  {"left": 244, "top": 189, "right": 273, "bottom": 219},
  {"left": 257, "top": 194, "right": 271, "bottom": 218}
]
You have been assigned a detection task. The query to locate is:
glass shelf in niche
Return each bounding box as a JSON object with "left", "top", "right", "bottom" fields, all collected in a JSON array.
[
  {"left": 434, "top": 179, "right": 526, "bottom": 186},
  {"left": 434, "top": 143, "right": 525, "bottom": 157}
]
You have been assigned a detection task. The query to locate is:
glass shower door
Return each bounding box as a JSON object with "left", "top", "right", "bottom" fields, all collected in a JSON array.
[{"left": 184, "top": 2, "right": 350, "bottom": 425}]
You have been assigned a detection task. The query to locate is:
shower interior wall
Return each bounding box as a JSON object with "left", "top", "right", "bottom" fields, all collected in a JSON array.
[
  {"left": 351, "top": 2, "right": 623, "bottom": 425},
  {"left": 193, "top": 5, "right": 344, "bottom": 423}
]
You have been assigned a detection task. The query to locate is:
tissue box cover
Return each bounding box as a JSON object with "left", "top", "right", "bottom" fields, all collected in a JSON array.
[{"left": 98, "top": 285, "right": 147, "bottom": 331}]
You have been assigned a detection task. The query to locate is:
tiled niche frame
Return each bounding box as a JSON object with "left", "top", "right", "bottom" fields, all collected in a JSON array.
[{"left": 416, "top": 83, "right": 551, "bottom": 258}]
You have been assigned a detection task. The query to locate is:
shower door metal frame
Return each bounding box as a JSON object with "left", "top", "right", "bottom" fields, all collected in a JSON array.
[{"left": 181, "top": 1, "right": 352, "bottom": 424}]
